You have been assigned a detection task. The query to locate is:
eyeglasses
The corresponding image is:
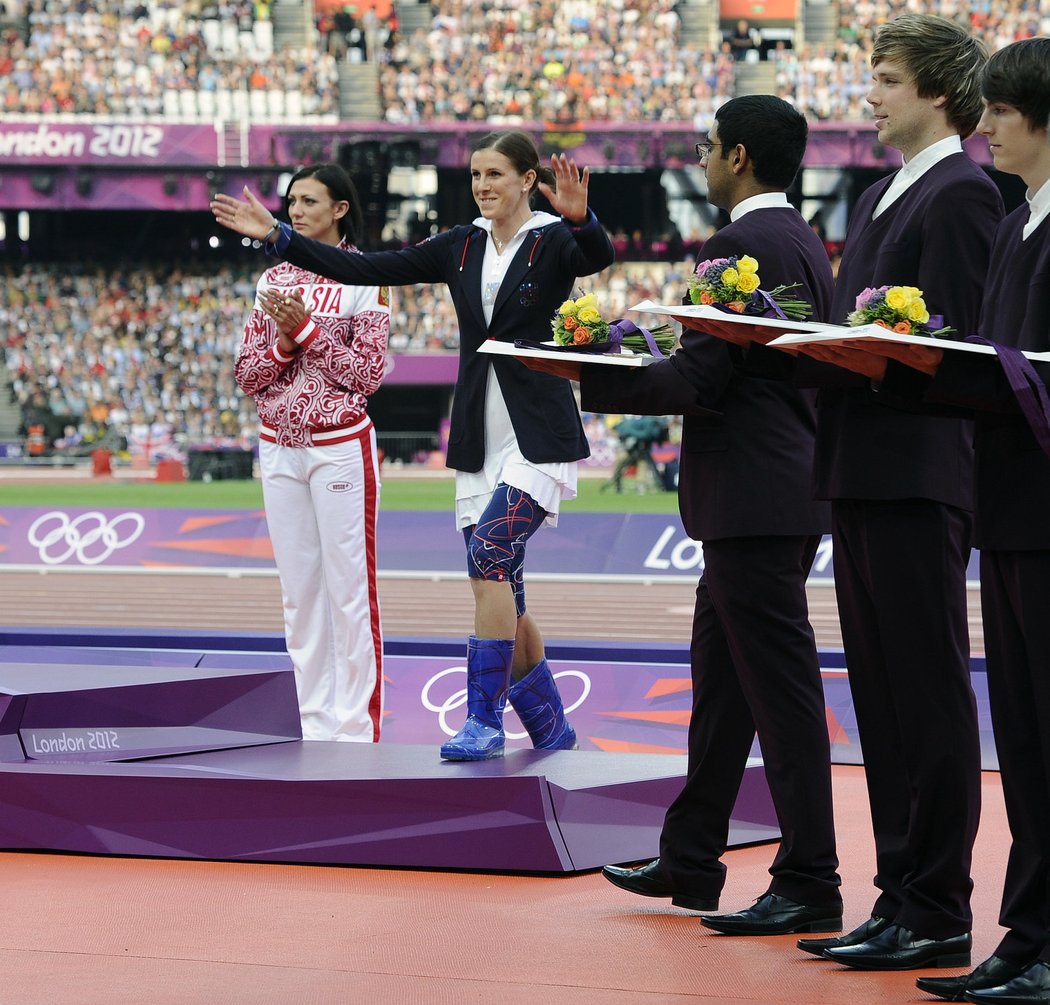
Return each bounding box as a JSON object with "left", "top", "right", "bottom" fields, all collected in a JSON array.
[{"left": 695, "top": 141, "right": 722, "bottom": 163}]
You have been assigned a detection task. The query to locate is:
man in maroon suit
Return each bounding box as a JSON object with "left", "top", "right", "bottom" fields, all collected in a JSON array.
[
  {"left": 791, "top": 14, "right": 1004, "bottom": 972},
  {"left": 539, "top": 94, "right": 844, "bottom": 934},
  {"left": 804, "top": 37, "right": 1050, "bottom": 1002}
]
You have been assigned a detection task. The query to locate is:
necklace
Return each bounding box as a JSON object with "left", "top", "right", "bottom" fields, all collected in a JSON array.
[{"left": 491, "top": 211, "right": 530, "bottom": 255}]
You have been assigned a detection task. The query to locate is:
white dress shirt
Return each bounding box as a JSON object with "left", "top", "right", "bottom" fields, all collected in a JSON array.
[
  {"left": 873, "top": 135, "right": 964, "bottom": 219},
  {"left": 1023, "top": 177, "right": 1050, "bottom": 241}
]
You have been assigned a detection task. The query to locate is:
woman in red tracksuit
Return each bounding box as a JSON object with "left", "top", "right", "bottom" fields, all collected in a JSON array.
[{"left": 235, "top": 162, "right": 391, "bottom": 742}]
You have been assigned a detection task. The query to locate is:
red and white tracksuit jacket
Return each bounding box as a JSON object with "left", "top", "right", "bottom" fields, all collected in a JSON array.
[{"left": 236, "top": 247, "right": 391, "bottom": 742}]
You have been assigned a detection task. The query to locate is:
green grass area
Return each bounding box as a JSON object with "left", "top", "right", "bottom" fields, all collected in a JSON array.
[{"left": 0, "top": 474, "right": 679, "bottom": 514}]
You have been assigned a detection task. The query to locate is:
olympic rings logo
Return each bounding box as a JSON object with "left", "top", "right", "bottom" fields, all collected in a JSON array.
[
  {"left": 27, "top": 511, "right": 146, "bottom": 566},
  {"left": 421, "top": 665, "right": 591, "bottom": 739}
]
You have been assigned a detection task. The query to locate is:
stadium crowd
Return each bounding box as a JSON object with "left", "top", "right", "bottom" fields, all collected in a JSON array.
[
  {"left": 1, "top": 0, "right": 340, "bottom": 120},
  {"left": 774, "top": 0, "right": 1048, "bottom": 121},
  {"left": 377, "top": 0, "right": 734, "bottom": 125},
  {"left": 0, "top": 0, "right": 1045, "bottom": 125},
  {"left": 1, "top": 259, "right": 689, "bottom": 461},
  {"left": 1, "top": 0, "right": 1044, "bottom": 467}
]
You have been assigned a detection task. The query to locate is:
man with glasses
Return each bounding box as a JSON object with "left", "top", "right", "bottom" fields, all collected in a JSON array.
[{"left": 579, "top": 94, "right": 844, "bottom": 933}]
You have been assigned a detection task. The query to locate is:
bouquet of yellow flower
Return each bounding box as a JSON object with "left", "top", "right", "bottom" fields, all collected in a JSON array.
[
  {"left": 688, "top": 254, "right": 813, "bottom": 321},
  {"left": 846, "top": 285, "right": 954, "bottom": 337},
  {"left": 551, "top": 292, "right": 677, "bottom": 356}
]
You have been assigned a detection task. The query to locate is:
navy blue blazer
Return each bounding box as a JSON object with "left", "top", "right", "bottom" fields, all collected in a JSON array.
[
  {"left": 269, "top": 213, "right": 615, "bottom": 472},
  {"left": 580, "top": 206, "right": 832, "bottom": 541}
]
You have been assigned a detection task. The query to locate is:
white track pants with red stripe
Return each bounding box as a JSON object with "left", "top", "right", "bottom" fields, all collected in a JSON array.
[{"left": 259, "top": 425, "right": 383, "bottom": 742}]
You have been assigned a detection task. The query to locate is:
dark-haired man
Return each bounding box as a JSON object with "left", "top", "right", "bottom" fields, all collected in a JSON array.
[{"left": 579, "top": 94, "right": 843, "bottom": 933}]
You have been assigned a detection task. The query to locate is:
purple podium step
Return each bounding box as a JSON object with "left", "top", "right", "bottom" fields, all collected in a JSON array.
[
  {"left": 0, "top": 639, "right": 781, "bottom": 872},
  {"left": 0, "top": 742, "right": 777, "bottom": 872},
  {"left": 0, "top": 662, "right": 301, "bottom": 763}
]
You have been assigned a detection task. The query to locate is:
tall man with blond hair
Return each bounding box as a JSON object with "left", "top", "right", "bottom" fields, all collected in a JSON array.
[
  {"left": 790, "top": 14, "right": 1005, "bottom": 972},
  {"left": 822, "top": 37, "right": 1050, "bottom": 1003}
]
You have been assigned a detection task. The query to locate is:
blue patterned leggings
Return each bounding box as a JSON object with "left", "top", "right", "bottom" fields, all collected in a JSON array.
[{"left": 463, "top": 483, "right": 548, "bottom": 617}]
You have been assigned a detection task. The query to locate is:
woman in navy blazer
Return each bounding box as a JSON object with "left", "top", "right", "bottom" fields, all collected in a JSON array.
[{"left": 213, "top": 131, "right": 615, "bottom": 761}]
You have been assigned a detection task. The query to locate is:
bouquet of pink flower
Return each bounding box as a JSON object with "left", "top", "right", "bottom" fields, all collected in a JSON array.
[
  {"left": 846, "top": 285, "right": 954, "bottom": 337},
  {"left": 551, "top": 292, "right": 677, "bottom": 356},
  {"left": 688, "top": 254, "right": 812, "bottom": 321}
]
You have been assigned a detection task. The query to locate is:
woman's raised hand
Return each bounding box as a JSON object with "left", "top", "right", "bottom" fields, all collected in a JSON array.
[
  {"left": 539, "top": 154, "right": 590, "bottom": 225},
  {"left": 212, "top": 187, "right": 276, "bottom": 240}
]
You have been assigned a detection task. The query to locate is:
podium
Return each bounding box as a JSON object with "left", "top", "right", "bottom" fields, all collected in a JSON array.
[
  {"left": 0, "top": 662, "right": 301, "bottom": 763},
  {"left": 0, "top": 641, "right": 780, "bottom": 871}
]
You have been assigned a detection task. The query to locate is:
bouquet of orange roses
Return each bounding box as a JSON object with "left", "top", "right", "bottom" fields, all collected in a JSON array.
[
  {"left": 550, "top": 293, "right": 677, "bottom": 356},
  {"left": 846, "top": 285, "right": 954, "bottom": 337},
  {"left": 689, "top": 254, "right": 812, "bottom": 321}
]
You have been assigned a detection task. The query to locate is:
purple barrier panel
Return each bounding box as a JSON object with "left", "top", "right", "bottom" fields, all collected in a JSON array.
[
  {"left": 385, "top": 354, "right": 460, "bottom": 385},
  {"left": 382, "top": 652, "right": 688, "bottom": 755},
  {"left": 0, "top": 123, "right": 219, "bottom": 166},
  {"left": 0, "top": 121, "right": 993, "bottom": 171},
  {"left": 0, "top": 636, "right": 998, "bottom": 768},
  {"left": 380, "top": 650, "right": 1000, "bottom": 770},
  {"left": 821, "top": 667, "right": 996, "bottom": 772},
  {"left": 0, "top": 507, "right": 274, "bottom": 569},
  {"left": 0, "top": 506, "right": 983, "bottom": 582}
]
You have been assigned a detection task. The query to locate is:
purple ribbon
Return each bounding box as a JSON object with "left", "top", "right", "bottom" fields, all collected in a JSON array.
[
  {"left": 751, "top": 290, "right": 787, "bottom": 320},
  {"left": 966, "top": 335, "right": 1050, "bottom": 457},
  {"left": 609, "top": 318, "right": 665, "bottom": 357}
]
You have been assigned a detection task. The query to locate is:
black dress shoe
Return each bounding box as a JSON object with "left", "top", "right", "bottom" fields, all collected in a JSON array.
[
  {"left": 699, "top": 893, "right": 842, "bottom": 936},
  {"left": 917, "top": 956, "right": 1034, "bottom": 1001},
  {"left": 823, "top": 923, "right": 971, "bottom": 971},
  {"left": 601, "top": 859, "right": 718, "bottom": 912},
  {"left": 798, "top": 915, "right": 892, "bottom": 957},
  {"left": 965, "top": 961, "right": 1050, "bottom": 1003}
]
